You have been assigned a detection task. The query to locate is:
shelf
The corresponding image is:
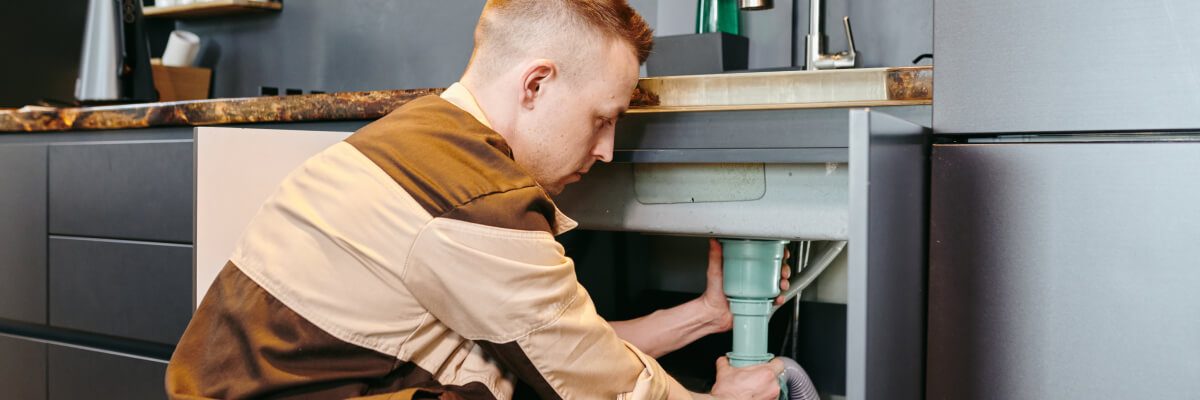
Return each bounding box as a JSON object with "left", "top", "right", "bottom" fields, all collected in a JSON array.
[
  {"left": 628, "top": 66, "right": 933, "bottom": 113},
  {"left": 143, "top": 0, "right": 281, "bottom": 19}
]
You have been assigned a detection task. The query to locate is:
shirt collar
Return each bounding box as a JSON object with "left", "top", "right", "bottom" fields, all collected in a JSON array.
[{"left": 440, "top": 82, "right": 493, "bottom": 130}]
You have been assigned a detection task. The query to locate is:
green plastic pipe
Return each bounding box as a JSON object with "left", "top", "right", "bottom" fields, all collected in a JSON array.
[
  {"left": 719, "top": 238, "right": 786, "bottom": 366},
  {"left": 719, "top": 238, "right": 789, "bottom": 398}
]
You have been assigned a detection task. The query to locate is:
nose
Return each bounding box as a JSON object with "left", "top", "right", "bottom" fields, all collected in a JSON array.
[{"left": 593, "top": 126, "right": 615, "bottom": 163}]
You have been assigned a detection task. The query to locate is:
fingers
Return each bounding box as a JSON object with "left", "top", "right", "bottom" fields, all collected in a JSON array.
[
  {"left": 715, "top": 356, "right": 731, "bottom": 371},
  {"left": 777, "top": 257, "right": 792, "bottom": 305},
  {"left": 766, "top": 358, "right": 786, "bottom": 376}
]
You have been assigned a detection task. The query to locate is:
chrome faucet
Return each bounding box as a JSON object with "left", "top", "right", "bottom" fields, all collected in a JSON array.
[
  {"left": 738, "top": 0, "right": 858, "bottom": 70},
  {"left": 805, "top": 0, "right": 857, "bottom": 70}
]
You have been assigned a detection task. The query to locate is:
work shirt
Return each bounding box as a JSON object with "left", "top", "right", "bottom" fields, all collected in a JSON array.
[{"left": 165, "top": 83, "right": 676, "bottom": 399}]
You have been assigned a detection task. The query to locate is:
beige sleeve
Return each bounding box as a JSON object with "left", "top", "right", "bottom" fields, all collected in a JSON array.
[{"left": 403, "top": 217, "right": 676, "bottom": 399}]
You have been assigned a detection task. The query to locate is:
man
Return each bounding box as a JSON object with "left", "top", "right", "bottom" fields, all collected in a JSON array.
[{"left": 167, "top": 1, "right": 787, "bottom": 399}]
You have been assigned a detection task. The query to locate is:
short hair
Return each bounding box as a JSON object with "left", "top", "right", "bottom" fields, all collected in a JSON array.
[{"left": 469, "top": 0, "right": 654, "bottom": 78}]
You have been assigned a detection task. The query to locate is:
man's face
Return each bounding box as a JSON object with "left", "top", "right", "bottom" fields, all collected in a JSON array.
[{"left": 512, "top": 41, "right": 640, "bottom": 195}]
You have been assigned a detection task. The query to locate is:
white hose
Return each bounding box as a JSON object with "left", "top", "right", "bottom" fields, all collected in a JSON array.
[{"left": 778, "top": 356, "right": 820, "bottom": 400}]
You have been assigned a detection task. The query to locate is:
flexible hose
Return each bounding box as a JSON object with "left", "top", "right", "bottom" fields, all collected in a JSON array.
[{"left": 778, "top": 356, "right": 819, "bottom": 400}]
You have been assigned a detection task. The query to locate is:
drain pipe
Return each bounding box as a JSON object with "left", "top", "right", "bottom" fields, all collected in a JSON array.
[{"left": 718, "top": 239, "right": 845, "bottom": 400}]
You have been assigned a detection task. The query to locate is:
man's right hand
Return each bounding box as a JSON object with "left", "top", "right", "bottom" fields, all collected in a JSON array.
[{"left": 708, "top": 356, "right": 784, "bottom": 400}]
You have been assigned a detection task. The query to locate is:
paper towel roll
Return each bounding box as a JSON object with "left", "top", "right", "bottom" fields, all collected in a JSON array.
[{"left": 162, "top": 30, "right": 201, "bottom": 67}]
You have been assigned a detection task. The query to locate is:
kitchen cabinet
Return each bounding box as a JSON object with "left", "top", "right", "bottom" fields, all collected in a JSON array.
[
  {"left": 928, "top": 141, "right": 1200, "bottom": 399},
  {"left": 934, "top": 0, "right": 1200, "bottom": 134},
  {"left": 0, "top": 144, "right": 48, "bottom": 324},
  {"left": 48, "top": 345, "right": 167, "bottom": 400},
  {"left": 48, "top": 141, "right": 194, "bottom": 243},
  {"left": 0, "top": 335, "right": 47, "bottom": 400},
  {"left": 49, "top": 237, "right": 193, "bottom": 345}
]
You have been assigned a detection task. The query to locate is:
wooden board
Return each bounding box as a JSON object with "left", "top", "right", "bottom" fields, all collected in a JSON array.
[
  {"left": 144, "top": 0, "right": 281, "bottom": 19},
  {"left": 631, "top": 66, "right": 932, "bottom": 112}
]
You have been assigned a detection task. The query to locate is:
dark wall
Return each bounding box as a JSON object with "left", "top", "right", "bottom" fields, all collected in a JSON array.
[
  {"left": 178, "top": 1, "right": 487, "bottom": 98},
  {"left": 0, "top": 0, "right": 90, "bottom": 107},
  {"left": 0, "top": 0, "right": 175, "bottom": 108},
  {"left": 655, "top": 0, "right": 933, "bottom": 70}
]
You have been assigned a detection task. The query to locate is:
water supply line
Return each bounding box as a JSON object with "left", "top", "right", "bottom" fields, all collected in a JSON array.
[{"left": 775, "top": 240, "right": 847, "bottom": 313}]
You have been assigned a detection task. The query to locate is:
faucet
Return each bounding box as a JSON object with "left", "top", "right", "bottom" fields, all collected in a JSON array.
[
  {"left": 805, "top": 0, "right": 857, "bottom": 70},
  {"left": 738, "top": 0, "right": 858, "bottom": 70}
]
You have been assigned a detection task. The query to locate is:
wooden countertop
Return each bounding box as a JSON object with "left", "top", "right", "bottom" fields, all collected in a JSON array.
[{"left": 0, "top": 66, "right": 930, "bottom": 133}]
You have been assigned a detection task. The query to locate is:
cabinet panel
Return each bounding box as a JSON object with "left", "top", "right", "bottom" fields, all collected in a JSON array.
[
  {"left": 846, "top": 110, "right": 928, "bottom": 400},
  {"left": 0, "top": 335, "right": 47, "bottom": 400},
  {"left": 48, "top": 345, "right": 166, "bottom": 400},
  {"left": 0, "top": 145, "right": 48, "bottom": 324},
  {"left": 48, "top": 141, "right": 194, "bottom": 243},
  {"left": 934, "top": 0, "right": 1200, "bottom": 134},
  {"left": 929, "top": 142, "right": 1200, "bottom": 399},
  {"left": 49, "top": 237, "right": 193, "bottom": 345}
]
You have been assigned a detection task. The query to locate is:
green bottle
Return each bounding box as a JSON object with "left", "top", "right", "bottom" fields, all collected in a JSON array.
[{"left": 695, "top": 0, "right": 740, "bottom": 35}]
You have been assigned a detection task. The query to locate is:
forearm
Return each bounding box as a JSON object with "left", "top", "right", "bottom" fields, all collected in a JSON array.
[{"left": 610, "top": 297, "right": 726, "bottom": 358}]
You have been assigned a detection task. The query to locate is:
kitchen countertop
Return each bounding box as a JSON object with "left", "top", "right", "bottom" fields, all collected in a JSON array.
[{"left": 0, "top": 66, "right": 930, "bottom": 133}]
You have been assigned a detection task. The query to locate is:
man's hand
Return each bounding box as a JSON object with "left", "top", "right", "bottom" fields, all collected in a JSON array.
[
  {"left": 699, "top": 239, "right": 792, "bottom": 333},
  {"left": 709, "top": 357, "right": 784, "bottom": 400}
]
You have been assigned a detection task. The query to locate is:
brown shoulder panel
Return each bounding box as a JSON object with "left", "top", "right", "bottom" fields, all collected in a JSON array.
[
  {"left": 345, "top": 95, "right": 556, "bottom": 233},
  {"left": 442, "top": 185, "right": 558, "bottom": 233}
]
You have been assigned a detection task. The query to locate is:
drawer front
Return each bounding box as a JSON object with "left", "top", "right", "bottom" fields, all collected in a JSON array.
[
  {"left": 0, "top": 145, "right": 48, "bottom": 324},
  {"left": 49, "top": 237, "right": 193, "bottom": 344},
  {"left": 49, "top": 141, "right": 194, "bottom": 243},
  {"left": 49, "top": 345, "right": 166, "bottom": 400},
  {"left": 0, "top": 335, "right": 47, "bottom": 400}
]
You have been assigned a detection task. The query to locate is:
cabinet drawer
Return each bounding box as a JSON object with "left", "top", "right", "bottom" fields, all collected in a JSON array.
[
  {"left": 0, "top": 335, "right": 47, "bottom": 400},
  {"left": 49, "top": 141, "right": 194, "bottom": 243},
  {"left": 49, "top": 237, "right": 193, "bottom": 344},
  {"left": 0, "top": 145, "right": 47, "bottom": 324},
  {"left": 49, "top": 345, "right": 166, "bottom": 400}
]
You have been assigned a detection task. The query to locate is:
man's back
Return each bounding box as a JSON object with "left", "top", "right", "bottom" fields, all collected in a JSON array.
[{"left": 167, "top": 93, "right": 671, "bottom": 399}]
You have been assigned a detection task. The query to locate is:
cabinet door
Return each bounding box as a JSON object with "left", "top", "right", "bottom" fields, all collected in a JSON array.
[
  {"left": 934, "top": 0, "right": 1200, "bottom": 134},
  {"left": 0, "top": 144, "right": 47, "bottom": 324},
  {"left": 846, "top": 110, "right": 928, "bottom": 400},
  {"left": 49, "top": 237, "right": 193, "bottom": 345},
  {"left": 195, "top": 127, "right": 350, "bottom": 304},
  {"left": 48, "top": 345, "right": 166, "bottom": 400},
  {"left": 48, "top": 141, "right": 194, "bottom": 243},
  {"left": 0, "top": 335, "right": 47, "bottom": 400},
  {"left": 928, "top": 142, "right": 1200, "bottom": 399}
]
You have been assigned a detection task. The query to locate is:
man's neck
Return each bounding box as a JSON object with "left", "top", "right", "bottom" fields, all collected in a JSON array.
[{"left": 458, "top": 77, "right": 515, "bottom": 143}]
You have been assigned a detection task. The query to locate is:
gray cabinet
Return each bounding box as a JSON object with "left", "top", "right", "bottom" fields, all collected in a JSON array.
[
  {"left": 48, "top": 141, "right": 194, "bottom": 243},
  {"left": 49, "top": 237, "right": 193, "bottom": 345},
  {"left": 928, "top": 142, "right": 1200, "bottom": 399},
  {"left": 0, "top": 144, "right": 47, "bottom": 324},
  {"left": 0, "top": 335, "right": 47, "bottom": 400},
  {"left": 48, "top": 345, "right": 167, "bottom": 400},
  {"left": 552, "top": 110, "right": 930, "bottom": 399},
  {"left": 934, "top": 0, "right": 1200, "bottom": 134}
]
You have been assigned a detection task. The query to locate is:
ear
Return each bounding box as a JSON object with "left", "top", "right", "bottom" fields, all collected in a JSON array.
[{"left": 519, "top": 59, "right": 556, "bottom": 110}]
